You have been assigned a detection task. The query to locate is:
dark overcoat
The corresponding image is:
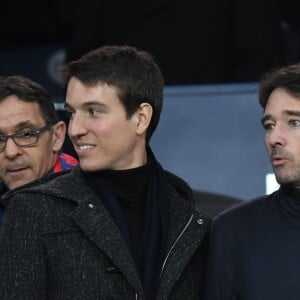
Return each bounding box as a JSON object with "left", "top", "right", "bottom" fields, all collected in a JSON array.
[{"left": 0, "top": 168, "right": 210, "bottom": 299}]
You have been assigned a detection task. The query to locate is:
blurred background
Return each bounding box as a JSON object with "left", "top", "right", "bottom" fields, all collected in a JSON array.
[{"left": 0, "top": 0, "right": 299, "bottom": 206}]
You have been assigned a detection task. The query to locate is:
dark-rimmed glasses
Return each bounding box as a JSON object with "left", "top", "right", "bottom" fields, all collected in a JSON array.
[{"left": 0, "top": 124, "right": 52, "bottom": 152}]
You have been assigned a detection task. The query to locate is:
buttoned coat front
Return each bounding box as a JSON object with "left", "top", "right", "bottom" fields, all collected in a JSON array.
[{"left": 0, "top": 168, "right": 210, "bottom": 300}]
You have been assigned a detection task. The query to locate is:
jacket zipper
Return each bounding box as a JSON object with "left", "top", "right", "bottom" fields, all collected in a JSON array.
[
  {"left": 159, "top": 213, "right": 194, "bottom": 279},
  {"left": 136, "top": 214, "right": 195, "bottom": 300}
]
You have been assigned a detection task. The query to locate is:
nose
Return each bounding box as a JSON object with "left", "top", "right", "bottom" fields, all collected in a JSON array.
[
  {"left": 4, "top": 137, "right": 22, "bottom": 159},
  {"left": 266, "top": 125, "right": 286, "bottom": 148},
  {"left": 68, "top": 113, "right": 88, "bottom": 139}
]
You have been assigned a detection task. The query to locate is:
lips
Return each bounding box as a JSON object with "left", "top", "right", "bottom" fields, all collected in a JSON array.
[
  {"left": 271, "top": 156, "right": 286, "bottom": 166},
  {"left": 7, "top": 167, "right": 28, "bottom": 174},
  {"left": 78, "top": 145, "right": 94, "bottom": 151},
  {"left": 75, "top": 144, "right": 96, "bottom": 155}
]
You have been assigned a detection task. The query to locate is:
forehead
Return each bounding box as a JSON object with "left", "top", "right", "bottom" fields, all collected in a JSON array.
[
  {"left": 264, "top": 88, "right": 300, "bottom": 115},
  {"left": 0, "top": 95, "right": 44, "bottom": 130},
  {"left": 65, "top": 77, "right": 121, "bottom": 107}
]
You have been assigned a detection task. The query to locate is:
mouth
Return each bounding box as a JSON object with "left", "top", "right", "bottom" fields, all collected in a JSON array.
[
  {"left": 75, "top": 144, "right": 96, "bottom": 154},
  {"left": 7, "top": 167, "right": 29, "bottom": 174},
  {"left": 271, "top": 156, "right": 286, "bottom": 167}
]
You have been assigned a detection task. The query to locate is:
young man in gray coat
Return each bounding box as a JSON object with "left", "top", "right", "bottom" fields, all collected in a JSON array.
[{"left": 0, "top": 45, "right": 210, "bottom": 299}]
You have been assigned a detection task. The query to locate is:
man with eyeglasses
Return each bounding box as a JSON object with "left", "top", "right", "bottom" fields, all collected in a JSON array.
[{"left": 0, "top": 75, "right": 78, "bottom": 223}]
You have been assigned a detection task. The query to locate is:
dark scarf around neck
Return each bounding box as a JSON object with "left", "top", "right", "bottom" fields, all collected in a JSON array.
[{"left": 83, "top": 147, "right": 169, "bottom": 299}]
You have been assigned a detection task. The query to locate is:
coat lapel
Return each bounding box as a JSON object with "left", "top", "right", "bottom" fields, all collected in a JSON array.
[
  {"left": 70, "top": 196, "right": 144, "bottom": 293},
  {"left": 48, "top": 169, "right": 143, "bottom": 294}
]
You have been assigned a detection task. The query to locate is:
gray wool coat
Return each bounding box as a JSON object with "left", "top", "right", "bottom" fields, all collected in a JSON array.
[{"left": 0, "top": 167, "right": 210, "bottom": 300}]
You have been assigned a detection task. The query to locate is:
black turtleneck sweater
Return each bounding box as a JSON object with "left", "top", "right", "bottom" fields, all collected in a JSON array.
[
  {"left": 82, "top": 159, "right": 168, "bottom": 300},
  {"left": 205, "top": 185, "right": 300, "bottom": 300},
  {"left": 83, "top": 164, "right": 149, "bottom": 254}
]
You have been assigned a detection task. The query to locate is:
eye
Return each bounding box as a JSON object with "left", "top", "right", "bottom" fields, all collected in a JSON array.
[
  {"left": 262, "top": 122, "right": 274, "bottom": 132},
  {"left": 18, "top": 130, "right": 35, "bottom": 139},
  {"left": 88, "top": 108, "right": 102, "bottom": 117},
  {"left": 0, "top": 135, "right": 7, "bottom": 142},
  {"left": 64, "top": 110, "right": 75, "bottom": 119},
  {"left": 289, "top": 119, "right": 300, "bottom": 127}
]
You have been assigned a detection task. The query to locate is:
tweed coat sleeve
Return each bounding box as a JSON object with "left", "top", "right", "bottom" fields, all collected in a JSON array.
[{"left": 0, "top": 194, "right": 47, "bottom": 300}]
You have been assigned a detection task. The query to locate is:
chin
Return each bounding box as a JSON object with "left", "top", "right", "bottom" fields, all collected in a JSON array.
[
  {"left": 9, "top": 181, "right": 26, "bottom": 190},
  {"left": 80, "top": 165, "right": 96, "bottom": 172},
  {"left": 80, "top": 163, "right": 102, "bottom": 172},
  {"left": 276, "top": 175, "right": 295, "bottom": 186},
  {"left": 80, "top": 156, "right": 111, "bottom": 171}
]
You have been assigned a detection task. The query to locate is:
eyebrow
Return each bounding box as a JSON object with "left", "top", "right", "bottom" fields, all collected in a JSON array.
[
  {"left": 261, "top": 115, "right": 271, "bottom": 125},
  {"left": 64, "top": 101, "right": 107, "bottom": 110},
  {"left": 261, "top": 110, "right": 300, "bottom": 124},
  {"left": 0, "top": 121, "right": 36, "bottom": 135}
]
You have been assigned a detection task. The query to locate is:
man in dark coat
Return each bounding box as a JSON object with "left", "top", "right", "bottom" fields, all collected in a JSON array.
[
  {"left": 204, "top": 63, "right": 300, "bottom": 300},
  {"left": 0, "top": 45, "right": 210, "bottom": 299}
]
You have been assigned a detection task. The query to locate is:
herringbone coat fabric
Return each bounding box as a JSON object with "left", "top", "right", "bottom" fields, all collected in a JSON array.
[{"left": 0, "top": 167, "right": 210, "bottom": 299}]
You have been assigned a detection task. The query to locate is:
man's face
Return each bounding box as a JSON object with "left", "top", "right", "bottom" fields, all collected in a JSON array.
[
  {"left": 65, "top": 77, "right": 147, "bottom": 172},
  {"left": 263, "top": 87, "right": 300, "bottom": 187},
  {"left": 0, "top": 96, "right": 61, "bottom": 189}
]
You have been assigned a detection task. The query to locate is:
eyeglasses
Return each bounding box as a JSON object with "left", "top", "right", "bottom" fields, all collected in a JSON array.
[{"left": 0, "top": 124, "right": 52, "bottom": 152}]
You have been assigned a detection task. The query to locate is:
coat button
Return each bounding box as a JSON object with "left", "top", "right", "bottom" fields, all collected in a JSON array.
[
  {"left": 197, "top": 218, "right": 204, "bottom": 225},
  {"left": 88, "top": 203, "right": 94, "bottom": 208}
]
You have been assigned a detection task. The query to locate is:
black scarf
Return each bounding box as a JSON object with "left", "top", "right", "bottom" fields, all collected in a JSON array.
[{"left": 83, "top": 148, "right": 169, "bottom": 299}]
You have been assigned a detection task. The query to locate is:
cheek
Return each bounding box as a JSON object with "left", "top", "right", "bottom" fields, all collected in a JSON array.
[
  {"left": 264, "top": 137, "right": 269, "bottom": 148},
  {"left": 30, "top": 146, "right": 53, "bottom": 169},
  {"left": 95, "top": 121, "right": 122, "bottom": 138},
  {"left": 295, "top": 142, "right": 300, "bottom": 156},
  {"left": 96, "top": 126, "right": 111, "bottom": 137},
  {"left": 0, "top": 162, "right": 4, "bottom": 176},
  {"left": 264, "top": 142, "right": 273, "bottom": 157},
  {"left": 31, "top": 152, "right": 46, "bottom": 169}
]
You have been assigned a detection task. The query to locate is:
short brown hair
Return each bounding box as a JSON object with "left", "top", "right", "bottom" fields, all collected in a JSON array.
[
  {"left": 61, "top": 45, "right": 164, "bottom": 142},
  {"left": 259, "top": 63, "right": 300, "bottom": 109}
]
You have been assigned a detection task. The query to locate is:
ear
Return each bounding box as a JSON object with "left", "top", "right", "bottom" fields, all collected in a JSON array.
[
  {"left": 135, "top": 103, "right": 153, "bottom": 135},
  {"left": 51, "top": 121, "right": 66, "bottom": 153}
]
